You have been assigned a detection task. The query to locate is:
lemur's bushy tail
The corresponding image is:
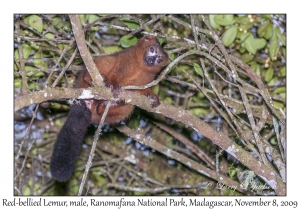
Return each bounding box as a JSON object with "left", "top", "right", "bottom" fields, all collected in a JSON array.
[{"left": 50, "top": 101, "right": 91, "bottom": 182}]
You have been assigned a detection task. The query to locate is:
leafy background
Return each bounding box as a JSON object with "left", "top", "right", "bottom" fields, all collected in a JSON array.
[{"left": 14, "top": 14, "right": 286, "bottom": 196}]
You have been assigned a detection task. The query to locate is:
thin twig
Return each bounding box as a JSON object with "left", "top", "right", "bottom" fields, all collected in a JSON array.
[
  {"left": 45, "top": 39, "right": 76, "bottom": 87},
  {"left": 51, "top": 48, "right": 78, "bottom": 87},
  {"left": 129, "top": 15, "right": 165, "bottom": 35},
  {"left": 154, "top": 121, "right": 215, "bottom": 168},
  {"left": 15, "top": 22, "right": 29, "bottom": 94},
  {"left": 116, "top": 125, "right": 251, "bottom": 195},
  {"left": 15, "top": 104, "right": 40, "bottom": 180},
  {"left": 78, "top": 101, "right": 111, "bottom": 196}
]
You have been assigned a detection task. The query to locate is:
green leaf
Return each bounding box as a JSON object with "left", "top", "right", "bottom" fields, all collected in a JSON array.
[
  {"left": 88, "top": 15, "right": 99, "bottom": 31},
  {"left": 23, "top": 186, "right": 31, "bottom": 196},
  {"left": 193, "top": 63, "right": 203, "bottom": 77},
  {"left": 236, "top": 16, "right": 252, "bottom": 30},
  {"left": 257, "top": 22, "right": 270, "bottom": 38},
  {"left": 33, "top": 53, "right": 48, "bottom": 69},
  {"left": 163, "top": 97, "right": 173, "bottom": 105},
  {"left": 279, "top": 92, "right": 286, "bottom": 99},
  {"left": 241, "top": 53, "right": 253, "bottom": 63},
  {"left": 236, "top": 31, "right": 243, "bottom": 39},
  {"left": 118, "top": 35, "right": 137, "bottom": 48},
  {"left": 14, "top": 78, "right": 22, "bottom": 89},
  {"left": 95, "top": 174, "right": 107, "bottom": 186},
  {"left": 273, "top": 101, "right": 284, "bottom": 109},
  {"left": 222, "top": 26, "right": 238, "bottom": 47},
  {"left": 120, "top": 18, "right": 139, "bottom": 29},
  {"left": 244, "top": 34, "right": 257, "bottom": 54},
  {"left": 273, "top": 86, "right": 286, "bottom": 94},
  {"left": 275, "top": 26, "right": 286, "bottom": 46},
  {"left": 167, "top": 140, "right": 173, "bottom": 149},
  {"left": 57, "top": 43, "right": 69, "bottom": 50},
  {"left": 45, "top": 32, "right": 55, "bottom": 39},
  {"left": 209, "top": 15, "right": 220, "bottom": 29},
  {"left": 52, "top": 17, "right": 63, "bottom": 28},
  {"left": 78, "top": 14, "right": 87, "bottom": 24},
  {"left": 214, "top": 15, "right": 235, "bottom": 26},
  {"left": 264, "top": 24, "right": 273, "bottom": 40},
  {"left": 239, "top": 32, "right": 251, "bottom": 42},
  {"left": 254, "top": 38, "right": 267, "bottom": 50},
  {"left": 169, "top": 53, "right": 175, "bottom": 60},
  {"left": 54, "top": 118, "right": 64, "bottom": 127},
  {"left": 33, "top": 72, "right": 45, "bottom": 78},
  {"left": 238, "top": 46, "right": 246, "bottom": 54},
  {"left": 30, "top": 43, "right": 40, "bottom": 50},
  {"left": 14, "top": 44, "right": 34, "bottom": 60},
  {"left": 14, "top": 49, "right": 19, "bottom": 59},
  {"left": 254, "top": 63, "right": 261, "bottom": 75},
  {"left": 151, "top": 84, "right": 159, "bottom": 95},
  {"left": 269, "top": 137, "right": 277, "bottom": 145},
  {"left": 265, "top": 67, "right": 274, "bottom": 82},
  {"left": 250, "top": 61, "right": 260, "bottom": 75},
  {"left": 281, "top": 47, "right": 286, "bottom": 57},
  {"left": 157, "top": 37, "right": 166, "bottom": 45},
  {"left": 269, "top": 35, "right": 279, "bottom": 60},
  {"left": 238, "top": 23, "right": 253, "bottom": 30},
  {"left": 23, "top": 16, "right": 30, "bottom": 25},
  {"left": 28, "top": 15, "right": 43, "bottom": 32},
  {"left": 280, "top": 66, "right": 286, "bottom": 77},
  {"left": 190, "top": 108, "right": 209, "bottom": 116},
  {"left": 25, "top": 65, "right": 38, "bottom": 77},
  {"left": 88, "top": 14, "right": 99, "bottom": 23},
  {"left": 14, "top": 63, "right": 18, "bottom": 71},
  {"left": 31, "top": 148, "right": 37, "bottom": 155},
  {"left": 197, "top": 92, "right": 205, "bottom": 99},
  {"left": 102, "top": 46, "right": 122, "bottom": 54},
  {"left": 236, "top": 15, "right": 250, "bottom": 22},
  {"left": 22, "top": 44, "right": 34, "bottom": 59},
  {"left": 261, "top": 14, "right": 272, "bottom": 19},
  {"left": 229, "top": 168, "right": 238, "bottom": 179}
]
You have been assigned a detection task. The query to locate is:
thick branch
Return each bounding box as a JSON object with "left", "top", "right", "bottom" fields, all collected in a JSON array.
[
  {"left": 69, "top": 14, "right": 103, "bottom": 87},
  {"left": 14, "top": 87, "right": 286, "bottom": 195}
]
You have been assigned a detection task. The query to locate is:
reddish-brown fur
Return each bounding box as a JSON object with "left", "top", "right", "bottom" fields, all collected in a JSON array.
[
  {"left": 75, "top": 35, "right": 168, "bottom": 124},
  {"left": 50, "top": 35, "right": 168, "bottom": 182}
]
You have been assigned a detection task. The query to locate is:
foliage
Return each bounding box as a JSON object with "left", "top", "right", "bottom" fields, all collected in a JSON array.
[{"left": 14, "top": 14, "right": 286, "bottom": 196}]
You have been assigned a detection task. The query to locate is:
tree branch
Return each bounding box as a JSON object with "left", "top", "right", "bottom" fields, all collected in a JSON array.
[
  {"left": 69, "top": 14, "right": 104, "bottom": 87},
  {"left": 14, "top": 85, "right": 286, "bottom": 195}
]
